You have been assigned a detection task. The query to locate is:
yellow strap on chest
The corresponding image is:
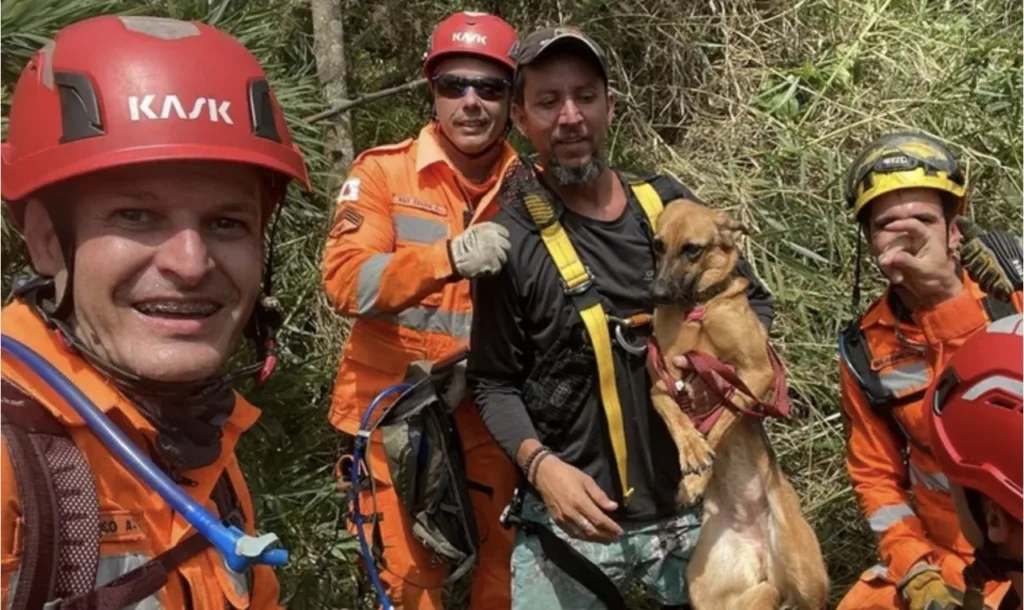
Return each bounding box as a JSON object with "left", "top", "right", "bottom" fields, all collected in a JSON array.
[
  {"left": 521, "top": 183, "right": 662, "bottom": 505},
  {"left": 630, "top": 181, "right": 663, "bottom": 229}
]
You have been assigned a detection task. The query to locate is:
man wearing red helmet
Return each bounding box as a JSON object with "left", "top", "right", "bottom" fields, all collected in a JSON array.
[
  {"left": 0, "top": 15, "right": 308, "bottom": 610},
  {"left": 321, "top": 11, "right": 520, "bottom": 610},
  {"left": 927, "top": 314, "right": 1023, "bottom": 610}
]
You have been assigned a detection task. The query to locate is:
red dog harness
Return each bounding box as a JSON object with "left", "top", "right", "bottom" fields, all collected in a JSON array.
[{"left": 646, "top": 308, "right": 791, "bottom": 435}]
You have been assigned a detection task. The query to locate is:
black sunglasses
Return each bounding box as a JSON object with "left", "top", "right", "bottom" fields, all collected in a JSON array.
[{"left": 431, "top": 74, "right": 511, "bottom": 102}]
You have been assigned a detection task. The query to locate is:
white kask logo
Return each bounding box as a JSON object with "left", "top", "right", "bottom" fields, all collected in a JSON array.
[
  {"left": 452, "top": 32, "right": 487, "bottom": 45},
  {"left": 128, "top": 95, "right": 234, "bottom": 124}
]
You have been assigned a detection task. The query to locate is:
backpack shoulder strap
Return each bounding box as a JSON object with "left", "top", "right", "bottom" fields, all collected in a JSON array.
[
  {"left": 837, "top": 320, "right": 890, "bottom": 408},
  {"left": 1, "top": 378, "right": 100, "bottom": 608},
  {"left": 521, "top": 191, "right": 634, "bottom": 504}
]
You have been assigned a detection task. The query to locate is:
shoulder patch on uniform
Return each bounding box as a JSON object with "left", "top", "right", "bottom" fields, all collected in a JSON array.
[
  {"left": 353, "top": 137, "right": 415, "bottom": 164},
  {"left": 329, "top": 205, "right": 364, "bottom": 238},
  {"left": 337, "top": 177, "right": 361, "bottom": 203},
  {"left": 871, "top": 347, "right": 923, "bottom": 371}
]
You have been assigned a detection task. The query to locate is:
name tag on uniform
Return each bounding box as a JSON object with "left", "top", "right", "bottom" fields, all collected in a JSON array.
[
  {"left": 871, "top": 348, "right": 921, "bottom": 371},
  {"left": 98, "top": 510, "right": 145, "bottom": 542},
  {"left": 393, "top": 194, "right": 447, "bottom": 217}
]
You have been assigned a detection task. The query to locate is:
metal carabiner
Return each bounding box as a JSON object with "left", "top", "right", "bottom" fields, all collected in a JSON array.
[{"left": 608, "top": 315, "right": 649, "bottom": 356}]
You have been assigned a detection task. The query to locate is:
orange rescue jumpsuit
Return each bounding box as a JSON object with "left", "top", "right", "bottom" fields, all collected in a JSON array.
[
  {"left": 0, "top": 300, "right": 282, "bottom": 609},
  {"left": 322, "top": 123, "right": 518, "bottom": 609},
  {"left": 838, "top": 276, "right": 1022, "bottom": 609}
]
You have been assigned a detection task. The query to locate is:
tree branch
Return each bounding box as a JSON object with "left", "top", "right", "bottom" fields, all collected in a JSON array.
[{"left": 303, "top": 78, "right": 428, "bottom": 124}]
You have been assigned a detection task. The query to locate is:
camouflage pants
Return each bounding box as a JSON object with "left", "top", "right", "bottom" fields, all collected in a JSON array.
[{"left": 510, "top": 491, "right": 702, "bottom": 610}]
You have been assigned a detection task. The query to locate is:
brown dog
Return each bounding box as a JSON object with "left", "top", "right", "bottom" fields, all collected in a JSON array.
[{"left": 646, "top": 199, "right": 829, "bottom": 610}]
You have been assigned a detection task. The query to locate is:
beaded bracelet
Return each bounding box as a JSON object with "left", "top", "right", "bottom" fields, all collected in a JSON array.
[
  {"left": 528, "top": 450, "right": 554, "bottom": 485},
  {"left": 522, "top": 445, "right": 549, "bottom": 480}
]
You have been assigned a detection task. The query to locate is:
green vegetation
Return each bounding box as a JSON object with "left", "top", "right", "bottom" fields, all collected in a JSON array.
[{"left": 2, "top": 0, "right": 1020, "bottom": 607}]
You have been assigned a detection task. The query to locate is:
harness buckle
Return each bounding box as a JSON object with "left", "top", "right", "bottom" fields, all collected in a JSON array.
[
  {"left": 561, "top": 267, "right": 594, "bottom": 297},
  {"left": 499, "top": 487, "right": 524, "bottom": 530}
]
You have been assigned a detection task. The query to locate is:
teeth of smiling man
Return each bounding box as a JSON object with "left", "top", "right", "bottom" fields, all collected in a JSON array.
[{"left": 134, "top": 301, "right": 219, "bottom": 316}]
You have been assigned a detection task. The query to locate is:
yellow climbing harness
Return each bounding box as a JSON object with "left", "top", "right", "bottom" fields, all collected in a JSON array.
[{"left": 522, "top": 181, "right": 663, "bottom": 504}]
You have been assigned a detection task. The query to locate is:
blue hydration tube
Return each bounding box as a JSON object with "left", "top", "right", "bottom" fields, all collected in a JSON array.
[
  {"left": 0, "top": 335, "right": 288, "bottom": 574},
  {"left": 350, "top": 383, "right": 411, "bottom": 610}
]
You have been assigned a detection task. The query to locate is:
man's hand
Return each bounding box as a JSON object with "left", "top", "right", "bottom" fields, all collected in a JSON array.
[
  {"left": 875, "top": 218, "right": 962, "bottom": 308},
  {"left": 448, "top": 222, "right": 511, "bottom": 279},
  {"left": 671, "top": 355, "right": 734, "bottom": 409},
  {"left": 957, "top": 217, "right": 1023, "bottom": 302},
  {"left": 899, "top": 569, "right": 960, "bottom": 610},
  {"left": 533, "top": 455, "right": 624, "bottom": 543}
]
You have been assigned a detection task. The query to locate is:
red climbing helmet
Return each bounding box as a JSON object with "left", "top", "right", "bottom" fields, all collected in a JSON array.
[
  {"left": 423, "top": 11, "right": 517, "bottom": 77},
  {"left": 2, "top": 15, "right": 310, "bottom": 222},
  {"left": 927, "top": 314, "right": 1024, "bottom": 521}
]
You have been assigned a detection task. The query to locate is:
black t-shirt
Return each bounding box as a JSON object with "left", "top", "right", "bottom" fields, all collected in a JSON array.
[{"left": 467, "top": 172, "right": 775, "bottom": 522}]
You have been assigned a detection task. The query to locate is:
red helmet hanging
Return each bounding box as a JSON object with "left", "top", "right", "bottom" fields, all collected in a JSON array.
[
  {"left": 1, "top": 15, "right": 310, "bottom": 221},
  {"left": 423, "top": 12, "right": 517, "bottom": 77},
  {"left": 927, "top": 314, "right": 1024, "bottom": 522}
]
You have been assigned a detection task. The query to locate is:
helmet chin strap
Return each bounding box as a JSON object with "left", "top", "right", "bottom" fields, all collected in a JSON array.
[
  {"left": 13, "top": 275, "right": 272, "bottom": 400},
  {"left": 18, "top": 203, "right": 285, "bottom": 400},
  {"left": 960, "top": 489, "right": 1023, "bottom": 610}
]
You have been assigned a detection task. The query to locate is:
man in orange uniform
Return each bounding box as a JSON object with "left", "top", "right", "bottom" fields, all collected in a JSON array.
[
  {"left": 837, "top": 131, "right": 1023, "bottom": 609},
  {"left": 321, "top": 11, "right": 520, "bottom": 609},
  {"left": 0, "top": 16, "right": 308, "bottom": 610},
  {"left": 926, "top": 314, "right": 1023, "bottom": 610}
]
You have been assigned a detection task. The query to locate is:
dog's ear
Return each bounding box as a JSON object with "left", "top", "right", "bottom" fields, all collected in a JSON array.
[{"left": 715, "top": 213, "right": 748, "bottom": 247}]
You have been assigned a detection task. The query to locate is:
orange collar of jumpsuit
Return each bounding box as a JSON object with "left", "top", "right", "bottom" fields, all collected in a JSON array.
[
  {"left": 0, "top": 299, "right": 260, "bottom": 446},
  {"left": 858, "top": 273, "right": 987, "bottom": 331},
  {"left": 415, "top": 122, "right": 514, "bottom": 219}
]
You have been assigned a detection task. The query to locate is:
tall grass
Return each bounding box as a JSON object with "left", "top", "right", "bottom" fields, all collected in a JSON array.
[{"left": 2, "top": 0, "right": 1020, "bottom": 607}]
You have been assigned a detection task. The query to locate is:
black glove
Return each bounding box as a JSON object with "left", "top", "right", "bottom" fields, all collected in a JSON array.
[{"left": 956, "top": 218, "right": 1023, "bottom": 302}]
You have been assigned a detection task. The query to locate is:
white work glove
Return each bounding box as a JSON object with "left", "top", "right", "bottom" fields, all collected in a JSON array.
[{"left": 447, "top": 222, "right": 511, "bottom": 279}]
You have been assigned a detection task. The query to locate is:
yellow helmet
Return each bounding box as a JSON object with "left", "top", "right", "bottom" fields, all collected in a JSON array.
[{"left": 844, "top": 132, "right": 967, "bottom": 220}]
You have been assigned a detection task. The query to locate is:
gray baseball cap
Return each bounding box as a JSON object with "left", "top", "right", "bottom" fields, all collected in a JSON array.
[{"left": 511, "top": 26, "right": 608, "bottom": 82}]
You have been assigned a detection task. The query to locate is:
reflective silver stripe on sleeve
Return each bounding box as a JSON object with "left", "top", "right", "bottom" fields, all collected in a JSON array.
[
  {"left": 867, "top": 503, "right": 917, "bottom": 533},
  {"left": 371, "top": 307, "right": 472, "bottom": 340},
  {"left": 908, "top": 461, "right": 950, "bottom": 493},
  {"left": 394, "top": 215, "right": 448, "bottom": 244},
  {"left": 356, "top": 253, "right": 394, "bottom": 315}
]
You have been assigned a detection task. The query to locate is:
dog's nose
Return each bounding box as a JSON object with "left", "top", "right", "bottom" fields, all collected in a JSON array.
[{"left": 650, "top": 280, "right": 672, "bottom": 304}]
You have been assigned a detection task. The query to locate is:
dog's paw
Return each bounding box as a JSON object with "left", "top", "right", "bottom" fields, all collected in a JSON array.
[
  {"left": 677, "top": 469, "right": 712, "bottom": 507},
  {"left": 678, "top": 433, "right": 715, "bottom": 475}
]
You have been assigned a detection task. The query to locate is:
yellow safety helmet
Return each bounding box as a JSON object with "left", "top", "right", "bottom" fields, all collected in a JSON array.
[{"left": 844, "top": 132, "right": 967, "bottom": 220}]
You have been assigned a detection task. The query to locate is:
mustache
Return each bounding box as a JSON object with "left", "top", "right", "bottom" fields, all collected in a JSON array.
[{"left": 552, "top": 131, "right": 588, "bottom": 145}]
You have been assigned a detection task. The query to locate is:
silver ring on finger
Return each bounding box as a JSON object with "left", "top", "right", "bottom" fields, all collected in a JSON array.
[{"left": 576, "top": 516, "right": 595, "bottom": 534}]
